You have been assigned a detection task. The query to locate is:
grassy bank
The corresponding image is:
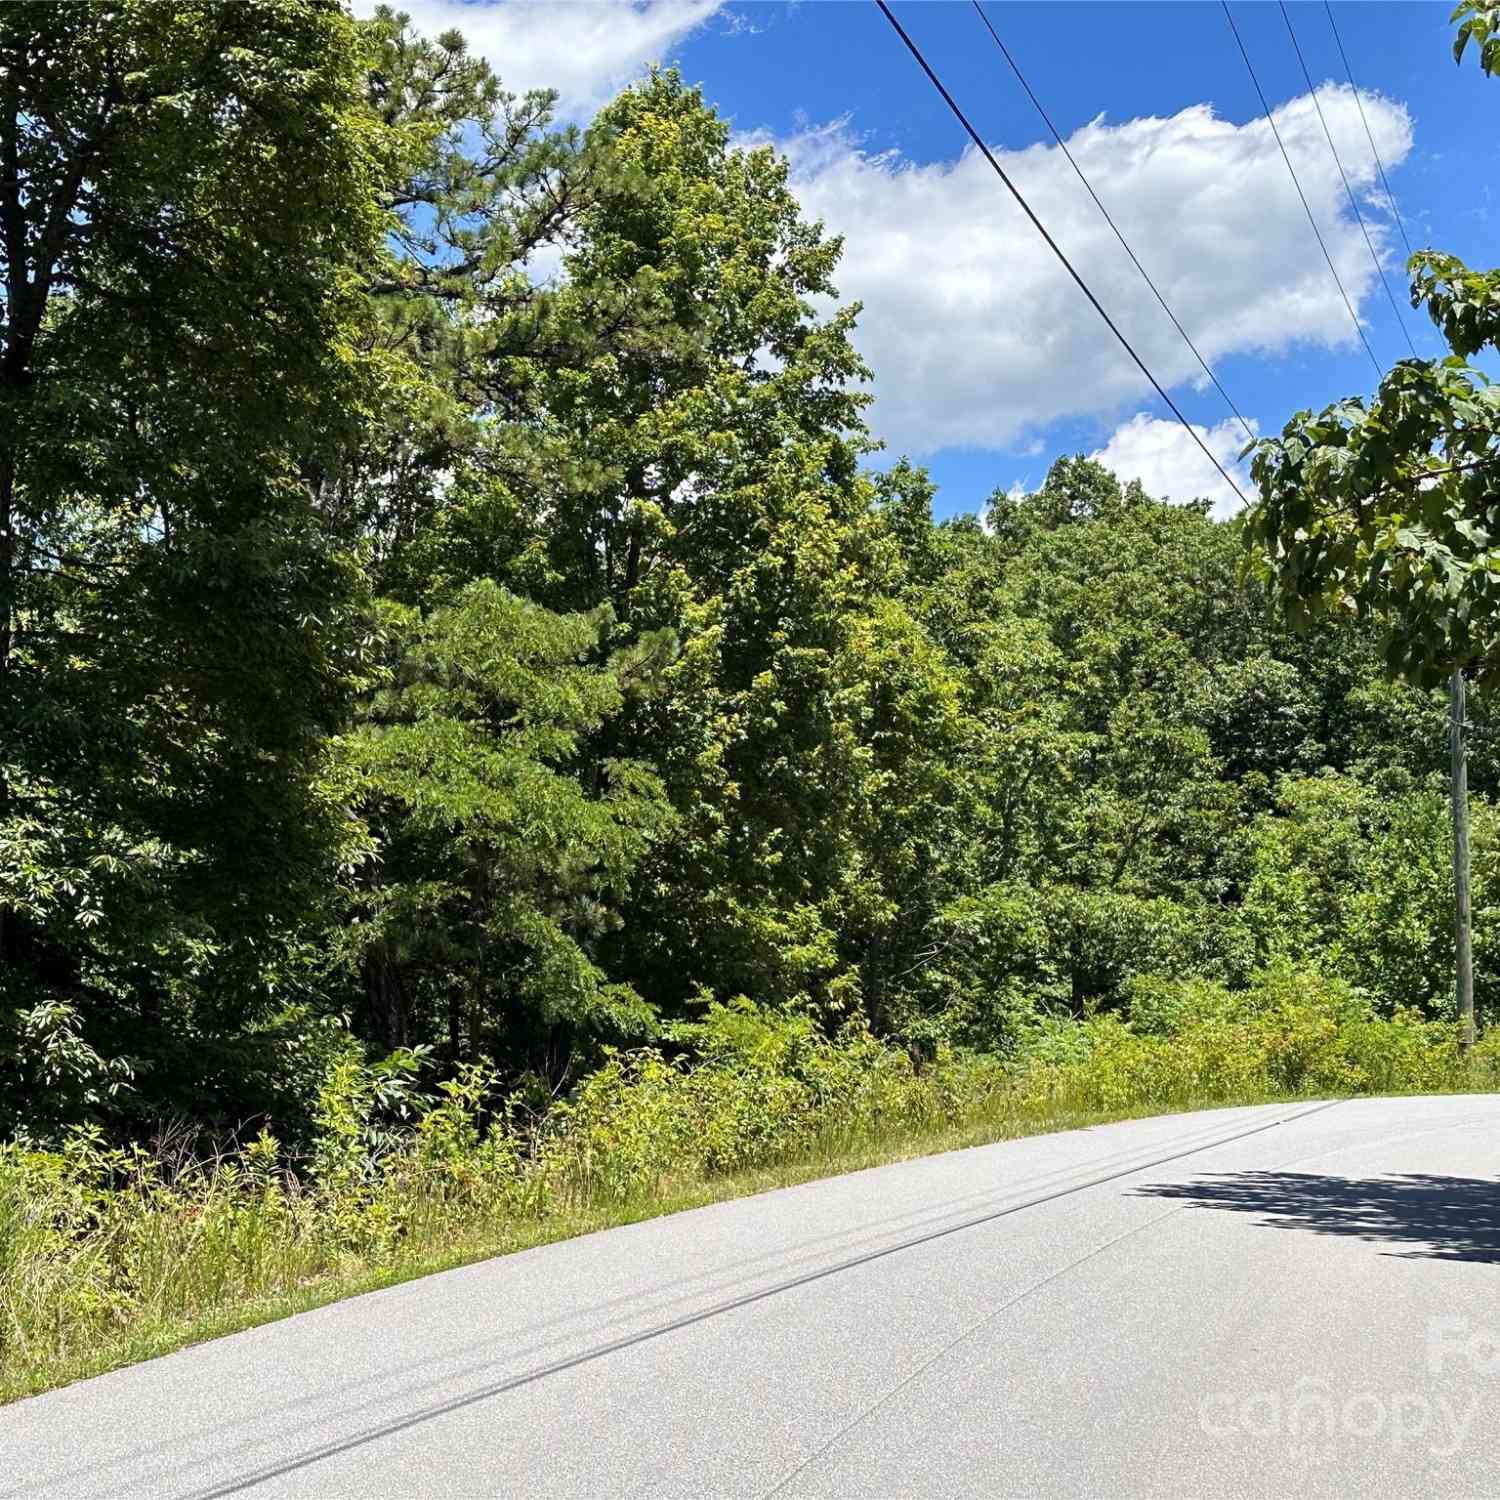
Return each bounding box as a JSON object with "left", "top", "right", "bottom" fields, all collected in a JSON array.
[{"left": 4, "top": 969, "right": 1497, "bottom": 1404}]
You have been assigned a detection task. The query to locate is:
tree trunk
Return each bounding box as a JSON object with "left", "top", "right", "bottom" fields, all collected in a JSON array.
[{"left": 363, "top": 945, "right": 409, "bottom": 1051}]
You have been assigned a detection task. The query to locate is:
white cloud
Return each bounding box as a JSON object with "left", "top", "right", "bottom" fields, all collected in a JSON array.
[
  {"left": 769, "top": 85, "right": 1415, "bottom": 454},
  {"left": 1089, "top": 412, "right": 1257, "bottom": 519},
  {"left": 357, "top": 0, "right": 725, "bottom": 115}
]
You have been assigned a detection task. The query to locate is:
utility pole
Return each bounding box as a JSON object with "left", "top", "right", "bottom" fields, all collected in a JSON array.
[{"left": 1451, "top": 668, "right": 1475, "bottom": 1054}]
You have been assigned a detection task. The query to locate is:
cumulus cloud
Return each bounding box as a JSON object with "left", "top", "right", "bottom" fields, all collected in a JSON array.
[
  {"left": 769, "top": 85, "right": 1414, "bottom": 454},
  {"left": 1089, "top": 412, "right": 1257, "bottom": 519},
  {"left": 357, "top": 0, "right": 725, "bottom": 115}
]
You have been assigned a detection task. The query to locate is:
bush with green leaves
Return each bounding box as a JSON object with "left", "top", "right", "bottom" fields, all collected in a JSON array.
[
  {"left": 1019, "top": 967, "right": 1497, "bottom": 1114},
  {"left": 1232, "top": 772, "right": 1500, "bottom": 1021}
]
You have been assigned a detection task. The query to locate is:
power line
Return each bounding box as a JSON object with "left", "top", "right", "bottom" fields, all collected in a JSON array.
[
  {"left": 970, "top": 0, "right": 1255, "bottom": 444},
  {"left": 1221, "top": 1, "right": 1383, "bottom": 380},
  {"left": 1278, "top": 1, "right": 1417, "bottom": 359},
  {"left": 1324, "top": 0, "right": 1416, "bottom": 263},
  {"left": 873, "top": 0, "right": 1251, "bottom": 510}
]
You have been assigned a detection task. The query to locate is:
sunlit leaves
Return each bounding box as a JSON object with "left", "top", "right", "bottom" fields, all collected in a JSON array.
[
  {"left": 1452, "top": 0, "right": 1500, "bottom": 74},
  {"left": 341, "top": 583, "right": 671, "bottom": 1052}
]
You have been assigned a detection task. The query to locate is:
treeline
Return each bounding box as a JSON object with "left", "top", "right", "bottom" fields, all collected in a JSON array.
[{"left": 2, "top": 2, "right": 1492, "bottom": 1147}]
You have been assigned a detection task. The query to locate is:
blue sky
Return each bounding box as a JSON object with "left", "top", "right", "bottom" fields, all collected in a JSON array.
[{"left": 370, "top": 1, "right": 1496, "bottom": 518}]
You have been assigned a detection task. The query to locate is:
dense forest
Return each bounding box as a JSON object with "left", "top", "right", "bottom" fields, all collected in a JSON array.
[{"left": 3, "top": 0, "right": 1498, "bottom": 1154}]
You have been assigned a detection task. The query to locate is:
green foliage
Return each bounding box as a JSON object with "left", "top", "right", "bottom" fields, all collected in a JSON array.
[
  {"left": 0, "top": 0, "right": 388, "bottom": 1123},
  {"left": 1452, "top": 0, "right": 1500, "bottom": 74},
  {"left": 524, "top": 72, "right": 898, "bottom": 1025},
  {"left": 0, "top": 1002, "right": 134, "bottom": 1139},
  {"left": 1022, "top": 967, "right": 1487, "bottom": 1110},
  {"left": 339, "top": 582, "right": 672, "bottom": 1061},
  {"left": 1245, "top": 5, "right": 1500, "bottom": 687},
  {"left": 1244, "top": 362, "right": 1500, "bottom": 687},
  {"left": 1410, "top": 250, "right": 1500, "bottom": 358}
]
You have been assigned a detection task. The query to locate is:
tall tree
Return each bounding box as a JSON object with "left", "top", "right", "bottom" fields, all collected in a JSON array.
[
  {"left": 0, "top": 0, "right": 385, "bottom": 1122},
  {"left": 536, "top": 73, "right": 913, "bottom": 1021}
]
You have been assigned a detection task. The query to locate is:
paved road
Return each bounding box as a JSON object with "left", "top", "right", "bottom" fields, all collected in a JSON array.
[{"left": 5, "top": 1095, "right": 1500, "bottom": 1498}]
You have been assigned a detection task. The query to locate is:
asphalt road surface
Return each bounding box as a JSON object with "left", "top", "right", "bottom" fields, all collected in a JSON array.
[{"left": 6, "top": 1094, "right": 1500, "bottom": 1499}]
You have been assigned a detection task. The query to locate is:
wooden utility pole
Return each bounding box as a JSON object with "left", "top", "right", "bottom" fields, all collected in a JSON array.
[{"left": 1451, "top": 668, "right": 1476, "bottom": 1053}]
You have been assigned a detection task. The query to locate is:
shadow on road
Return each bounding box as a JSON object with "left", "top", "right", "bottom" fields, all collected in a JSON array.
[{"left": 1133, "top": 1172, "right": 1500, "bottom": 1263}]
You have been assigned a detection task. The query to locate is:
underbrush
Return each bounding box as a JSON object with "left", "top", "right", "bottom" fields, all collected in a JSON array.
[{"left": 4, "top": 970, "right": 1496, "bottom": 1402}]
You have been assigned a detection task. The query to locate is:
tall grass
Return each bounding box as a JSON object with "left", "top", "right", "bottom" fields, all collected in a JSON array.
[{"left": 4, "top": 969, "right": 1497, "bottom": 1404}]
